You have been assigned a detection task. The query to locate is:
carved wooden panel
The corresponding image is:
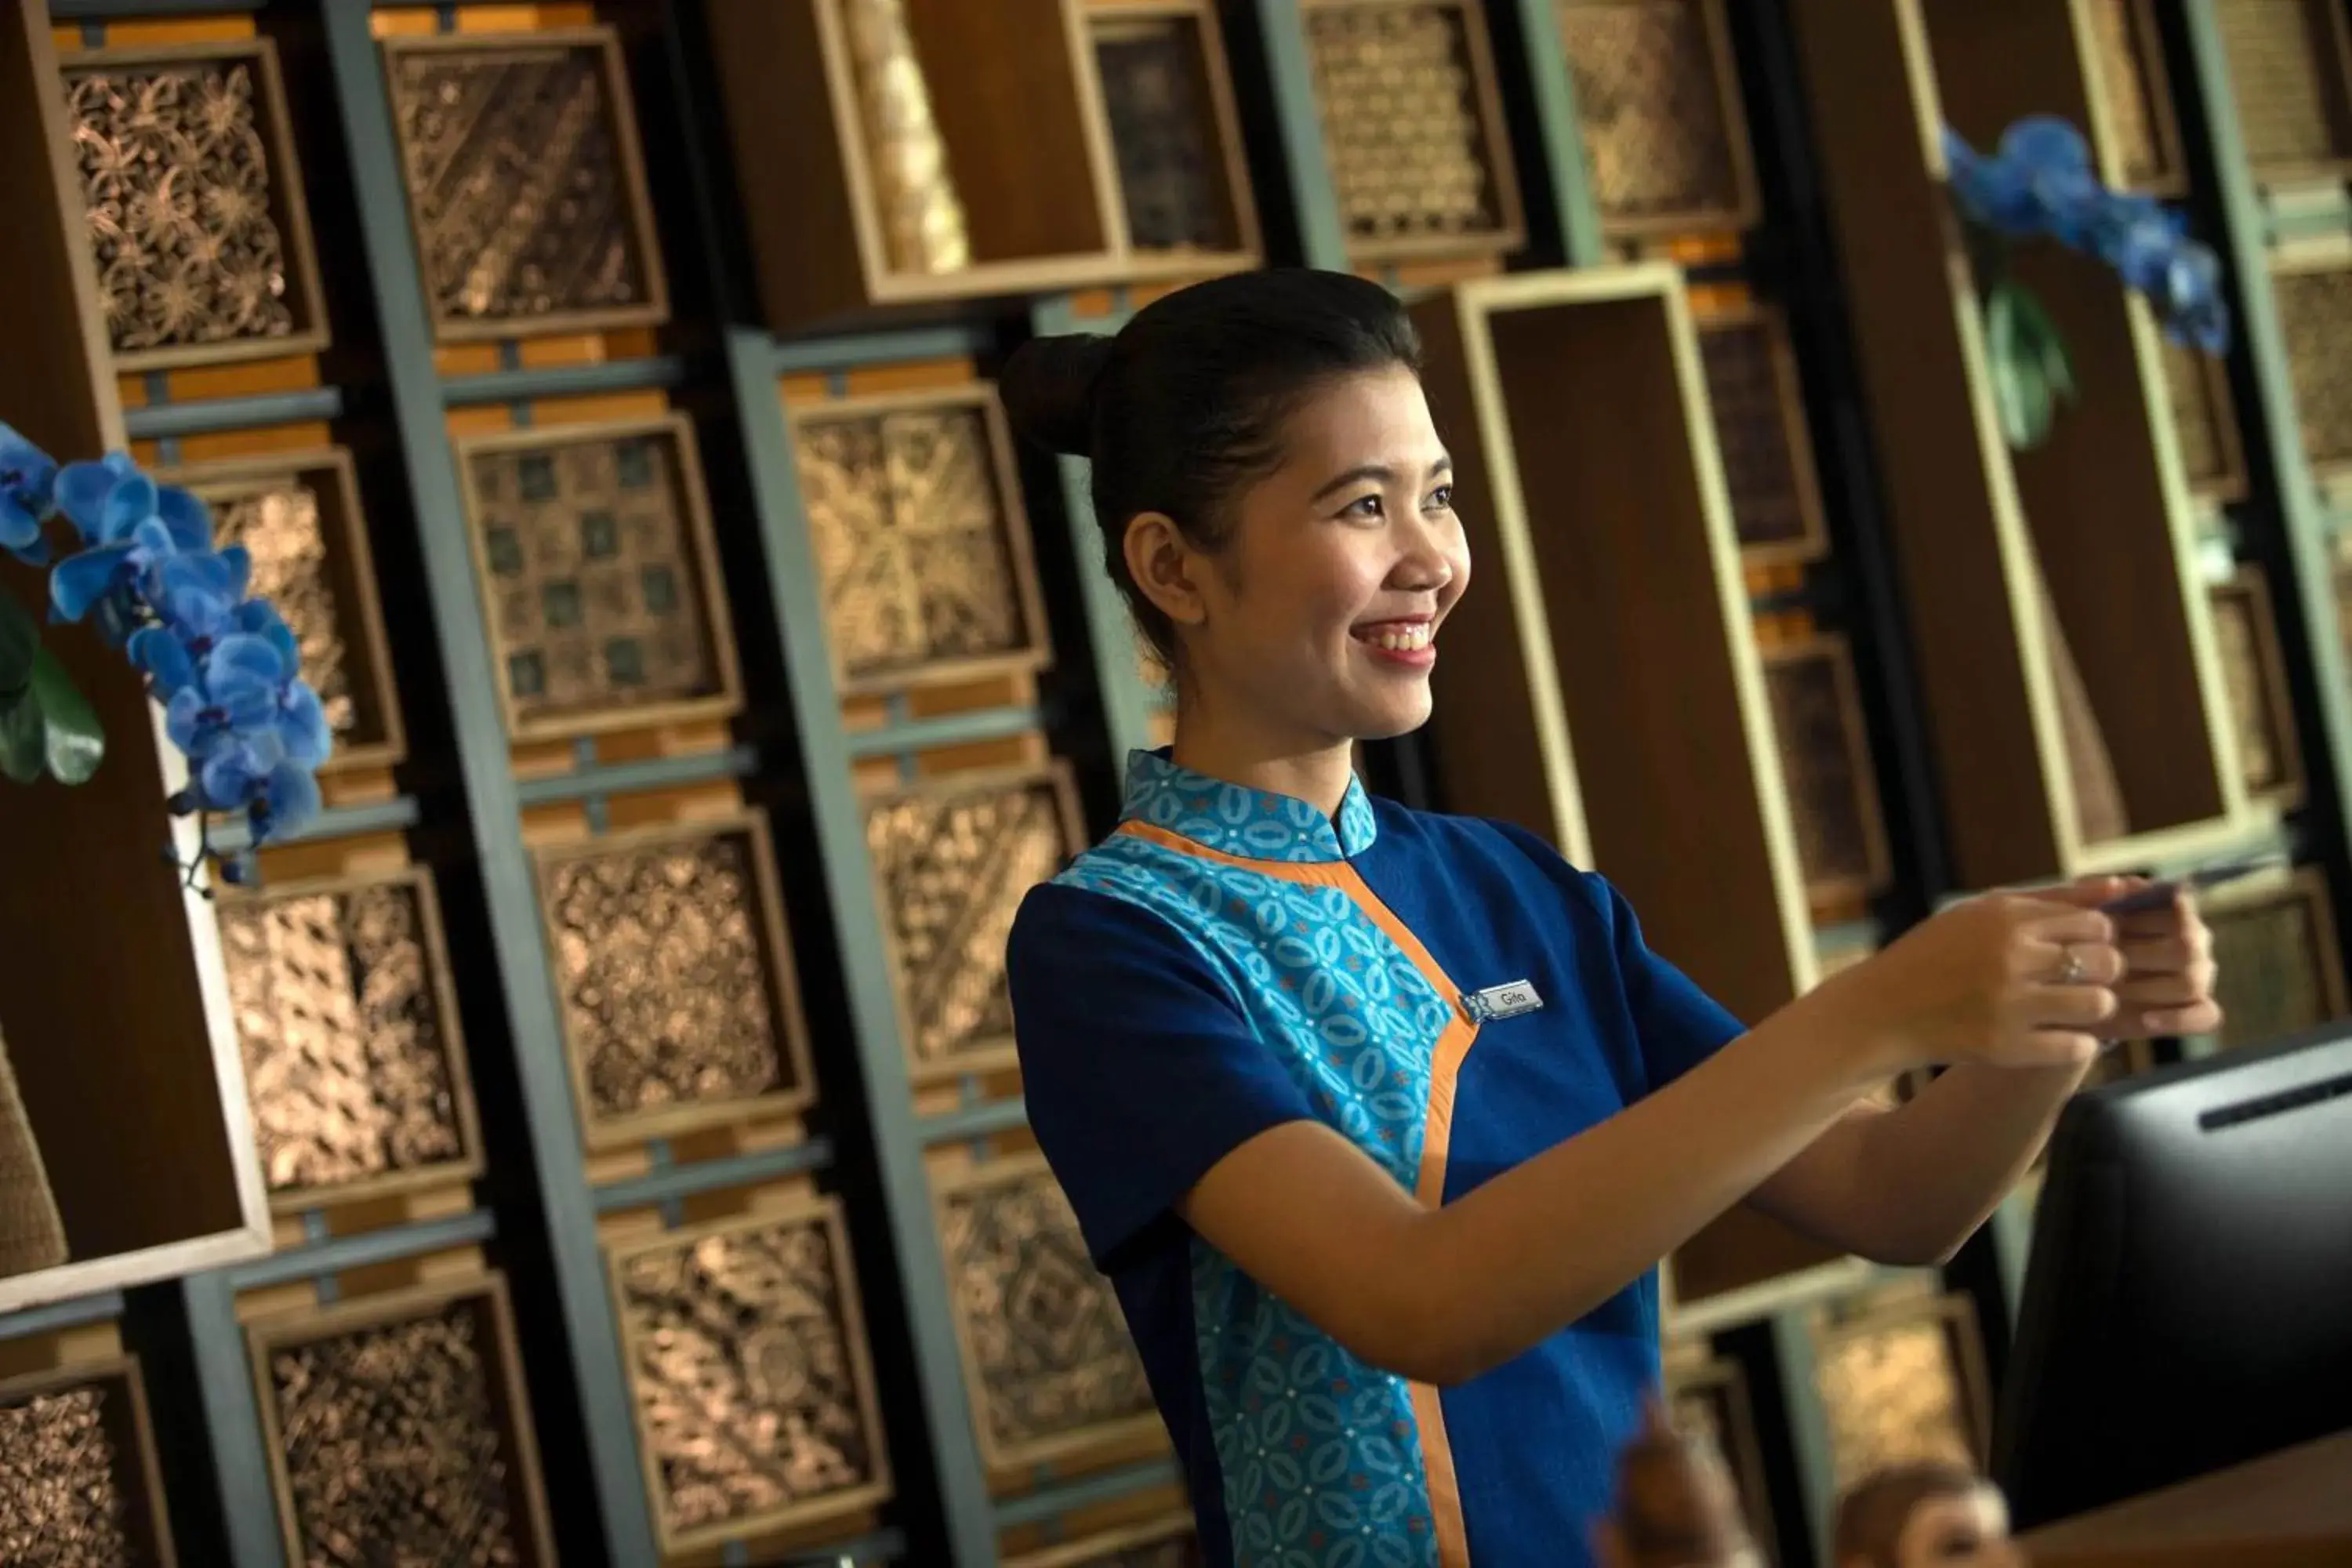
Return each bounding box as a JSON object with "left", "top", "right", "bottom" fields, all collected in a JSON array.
[
  {"left": 172, "top": 448, "right": 405, "bottom": 771},
  {"left": 1559, "top": 0, "right": 1759, "bottom": 237},
  {"left": 2085, "top": 0, "right": 2183, "bottom": 191},
  {"left": 792, "top": 388, "right": 1051, "bottom": 695},
  {"left": 866, "top": 764, "right": 1085, "bottom": 1083},
  {"left": 1814, "top": 1290, "right": 1991, "bottom": 1494},
  {"left": 381, "top": 28, "right": 669, "bottom": 340},
  {"left": 0, "top": 1359, "right": 174, "bottom": 1567},
  {"left": 1762, "top": 636, "right": 1893, "bottom": 906},
  {"left": 2209, "top": 568, "right": 2303, "bottom": 807},
  {"left": 457, "top": 415, "right": 742, "bottom": 740},
  {"left": 2215, "top": 0, "right": 2352, "bottom": 180},
  {"left": 217, "top": 866, "right": 482, "bottom": 1212},
  {"left": 1007, "top": 1515, "right": 1202, "bottom": 1568},
  {"left": 249, "top": 1277, "right": 554, "bottom": 1568},
  {"left": 1664, "top": 1352, "right": 1775, "bottom": 1559},
  {"left": 938, "top": 1154, "right": 1157, "bottom": 1469},
  {"left": 1303, "top": 0, "right": 1524, "bottom": 260},
  {"left": 1697, "top": 307, "right": 1828, "bottom": 561},
  {"left": 609, "top": 1200, "right": 891, "bottom": 1552},
  {"left": 63, "top": 39, "right": 328, "bottom": 371},
  {"left": 2205, "top": 868, "right": 2349, "bottom": 1054},
  {"left": 2271, "top": 259, "right": 2352, "bottom": 475},
  {"left": 2162, "top": 336, "right": 2248, "bottom": 503},
  {"left": 534, "top": 811, "right": 815, "bottom": 1148},
  {"left": 842, "top": 0, "right": 972, "bottom": 278},
  {"left": 1092, "top": 5, "right": 1254, "bottom": 260}
]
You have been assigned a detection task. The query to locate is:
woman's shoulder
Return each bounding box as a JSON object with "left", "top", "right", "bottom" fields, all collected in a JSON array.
[{"left": 1367, "top": 797, "right": 1616, "bottom": 908}]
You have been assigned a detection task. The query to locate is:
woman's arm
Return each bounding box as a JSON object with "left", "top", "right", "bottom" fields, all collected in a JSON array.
[{"left": 1179, "top": 892, "right": 2121, "bottom": 1387}]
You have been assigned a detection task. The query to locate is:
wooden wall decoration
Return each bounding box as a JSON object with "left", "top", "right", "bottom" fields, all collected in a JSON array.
[
  {"left": 1301, "top": 0, "right": 1526, "bottom": 261},
  {"left": 2083, "top": 0, "right": 2184, "bottom": 193},
  {"left": 1664, "top": 1348, "right": 1776, "bottom": 1555},
  {"left": 455, "top": 414, "right": 743, "bottom": 742},
  {"left": 2267, "top": 251, "right": 2352, "bottom": 480},
  {"left": 936, "top": 1153, "right": 1160, "bottom": 1470},
  {"left": 1087, "top": 0, "right": 1262, "bottom": 273},
  {"left": 2161, "top": 337, "right": 2249, "bottom": 505},
  {"left": 60, "top": 38, "right": 328, "bottom": 371},
  {"left": 1695, "top": 304, "right": 1830, "bottom": 564},
  {"left": 2209, "top": 567, "right": 2303, "bottom": 808},
  {"left": 0, "top": 1358, "right": 176, "bottom": 1566},
  {"left": 215, "top": 865, "right": 483, "bottom": 1214},
  {"left": 2203, "top": 866, "right": 2350, "bottom": 1054},
  {"left": 1005, "top": 1515, "right": 1202, "bottom": 1568},
  {"left": 865, "top": 764, "right": 1086, "bottom": 1084},
  {"left": 1813, "top": 1290, "right": 1991, "bottom": 1494},
  {"left": 1556, "top": 0, "right": 1760, "bottom": 239},
  {"left": 1762, "top": 634, "right": 1894, "bottom": 909},
  {"left": 380, "top": 28, "right": 670, "bottom": 342},
  {"left": 608, "top": 1199, "right": 892, "bottom": 1553},
  {"left": 791, "top": 387, "right": 1053, "bottom": 695},
  {"left": 167, "top": 448, "right": 406, "bottom": 773},
  {"left": 2212, "top": 0, "right": 2352, "bottom": 184},
  {"left": 533, "top": 811, "right": 815, "bottom": 1149}
]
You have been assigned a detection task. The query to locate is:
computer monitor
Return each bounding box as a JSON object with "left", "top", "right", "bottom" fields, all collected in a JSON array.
[{"left": 1992, "top": 1022, "right": 2352, "bottom": 1530}]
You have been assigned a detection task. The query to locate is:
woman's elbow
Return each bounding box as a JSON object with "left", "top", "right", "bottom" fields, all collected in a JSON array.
[{"left": 1328, "top": 1271, "right": 1505, "bottom": 1388}]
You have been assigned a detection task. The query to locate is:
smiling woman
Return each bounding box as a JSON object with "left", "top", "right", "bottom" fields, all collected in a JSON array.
[{"left": 996, "top": 268, "right": 2220, "bottom": 1568}]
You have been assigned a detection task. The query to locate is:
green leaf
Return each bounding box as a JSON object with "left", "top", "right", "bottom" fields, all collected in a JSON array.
[
  {"left": 1985, "top": 285, "right": 2052, "bottom": 451},
  {"left": 28, "top": 648, "right": 103, "bottom": 784},
  {"left": 0, "top": 592, "right": 35, "bottom": 695},
  {"left": 0, "top": 692, "right": 42, "bottom": 785},
  {"left": 2011, "top": 282, "right": 2078, "bottom": 412}
]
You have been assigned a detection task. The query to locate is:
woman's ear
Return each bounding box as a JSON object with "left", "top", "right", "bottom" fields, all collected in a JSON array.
[{"left": 1123, "top": 511, "right": 1208, "bottom": 630}]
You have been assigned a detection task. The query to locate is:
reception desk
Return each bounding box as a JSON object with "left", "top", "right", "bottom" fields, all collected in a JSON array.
[{"left": 2020, "top": 1429, "right": 2352, "bottom": 1566}]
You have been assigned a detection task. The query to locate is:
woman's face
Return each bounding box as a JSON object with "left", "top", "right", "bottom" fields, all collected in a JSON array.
[{"left": 1152, "top": 364, "right": 1471, "bottom": 748}]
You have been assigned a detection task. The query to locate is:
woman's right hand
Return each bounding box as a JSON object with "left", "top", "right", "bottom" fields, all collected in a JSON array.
[{"left": 1817, "top": 882, "right": 2126, "bottom": 1076}]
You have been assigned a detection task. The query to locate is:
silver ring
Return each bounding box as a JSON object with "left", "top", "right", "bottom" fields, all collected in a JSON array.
[{"left": 2056, "top": 946, "right": 2088, "bottom": 985}]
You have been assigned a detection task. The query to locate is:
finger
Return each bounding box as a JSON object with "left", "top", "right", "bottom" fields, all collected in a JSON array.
[
  {"left": 2016, "top": 903, "right": 2118, "bottom": 945},
  {"left": 2015, "top": 983, "right": 2121, "bottom": 1030},
  {"left": 1993, "top": 1029, "right": 2103, "bottom": 1069},
  {"left": 2136, "top": 1000, "right": 2223, "bottom": 1036},
  {"left": 2114, "top": 892, "right": 2205, "bottom": 942},
  {"left": 2029, "top": 874, "right": 2142, "bottom": 909},
  {"left": 2024, "top": 938, "right": 2126, "bottom": 986},
  {"left": 2119, "top": 933, "right": 2205, "bottom": 974},
  {"left": 2116, "top": 972, "right": 2211, "bottom": 1009}
]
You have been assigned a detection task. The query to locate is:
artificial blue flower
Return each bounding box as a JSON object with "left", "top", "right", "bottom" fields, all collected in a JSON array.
[
  {"left": 1944, "top": 128, "right": 2042, "bottom": 235},
  {"left": 252, "top": 757, "right": 321, "bottom": 839},
  {"left": 1998, "top": 115, "right": 2093, "bottom": 176},
  {"left": 129, "top": 625, "right": 197, "bottom": 699},
  {"left": 0, "top": 423, "right": 58, "bottom": 565},
  {"left": 151, "top": 546, "right": 251, "bottom": 645}
]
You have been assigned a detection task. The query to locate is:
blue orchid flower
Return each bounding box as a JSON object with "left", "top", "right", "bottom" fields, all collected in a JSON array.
[
  {"left": 49, "top": 461, "right": 215, "bottom": 627},
  {"left": 0, "top": 423, "right": 59, "bottom": 566}
]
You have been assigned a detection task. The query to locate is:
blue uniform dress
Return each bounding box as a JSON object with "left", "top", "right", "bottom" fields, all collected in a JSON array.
[{"left": 1005, "top": 750, "right": 1747, "bottom": 1568}]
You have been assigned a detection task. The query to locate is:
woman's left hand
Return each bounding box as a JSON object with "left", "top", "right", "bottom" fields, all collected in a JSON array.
[{"left": 2103, "top": 879, "right": 2222, "bottom": 1040}]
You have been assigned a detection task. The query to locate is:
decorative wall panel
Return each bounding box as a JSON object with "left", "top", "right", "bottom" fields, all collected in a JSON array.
[
  {"left": 2162, "top": 336, "right": 2248, "bottom": 503},
  {"left": 2209, "top": 568, "right": 2302, "bottom": 805},
  {"left": 63, "top": 39, "right": 328, "bottom": 371},
  {"left": 1762, "top": 637, "right": 1892, "bottom": 905},
  {"left": 2270, "top": 259, "right": 2352, "bottom": 475},
  {"left": 609, "top": 1200, "right": 891, "bottom": 1551},
  {"left": 865, "top": 764, "right": 1085, "bottom": 1083},
  {"left": 2205, "top": 868, "right": 2349, "bottom": 1053},
  {"left": 1664, "top": 1353, "right": 1774, "bottom": 1555},
  {"left": 1813, "top": 1292, "right": 1991, "bottom": 1494},
  {"left": 534, "top": 811, "right": 814, "bottom": 1147},
  {"left": 792, "top": 388, "right": 1051, "bottom": 695},
  {"left": 173, "top": 448, "right": 405, "bottom": 771},
  {"left": 938, "top": 1154, "right": 1158, "bottom": 1469},
  {"left": 216, "top": 866, "right": 481, "bottom": 1211},
  {"left": 1697, "top": 307, "right": 1828, "bottom": 561},
  {"left": 381, "top": 28, "right": 669, "bottom": 340},
  {"left": 1093, "top": 7, "right": 1250, "bottom": 258},
  {"left": 249, "top": 1277, "right": 554, "bottom": 1568},
  {"left": 2215, "top": 0, "right": 2352, "bottom": 180},
  {"left": 457, "top": 415, "right": 741, "bottom": 740},
  {"left": 0, "top": 1359, "right": 174, "bottom": 1567},
  {"left": 1304, "top": 0, "right": 1523, "bottom": 258},
  {"left": 1007, "top": 1516, "right": 1202, "bottom": 1568},
  {"left": 843, "top": 0, "right": 972, "bottom": 278},
  {"left": 1558, "top": 0, "right": 1759, "bottom": 237},
  {"left": 2086, "top": 0, "right": 2183, "bottom": 191}
]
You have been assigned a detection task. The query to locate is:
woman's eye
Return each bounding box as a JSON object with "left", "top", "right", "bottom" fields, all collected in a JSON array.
[
  {"left": 1428, "top": 484, "right": 1454, "bottom": 510},
  {"left": 1341, "top": 494, "right": 1385, "bottom": 520}
]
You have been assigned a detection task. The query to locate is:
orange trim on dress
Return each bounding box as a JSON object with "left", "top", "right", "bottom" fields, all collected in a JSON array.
[{"left": 1115, "top": 818, "right": 1476, "bottom": 1566}]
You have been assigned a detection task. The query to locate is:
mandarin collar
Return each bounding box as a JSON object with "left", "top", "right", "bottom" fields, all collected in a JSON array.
[{"left": 1119, "top": 748, "right": 1377, "bottom": 863}]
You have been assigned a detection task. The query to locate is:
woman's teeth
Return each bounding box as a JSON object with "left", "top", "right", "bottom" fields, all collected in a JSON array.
[{"left": 1365, "top": 625, "right": 1432, "bottom": 652}]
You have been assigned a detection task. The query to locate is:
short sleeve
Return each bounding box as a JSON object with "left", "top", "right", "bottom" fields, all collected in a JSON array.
[
  {"left": 1589, "top": 872, "right": 1748, "bottom": 1091},
  {"left": 1006, "top": 881, "right": 1316, "bottom": 1269}
]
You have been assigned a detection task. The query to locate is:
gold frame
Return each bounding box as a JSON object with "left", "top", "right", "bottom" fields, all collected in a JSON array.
[
  {"left": 1695, "top": 299, "right": 1831, "bottom": 566},
  {"left": 216, "top": 862, "right": 487, "bottom": 1214},
  {"left": 862, "top": 759, "right": 1087, "bottom": 1085},
  {"left": 2209, "top": 566, "right": 2305, "bottom": 810},
  {"left": 1087, "top": 0, "right": 1267, "bottom": 279},
  {"left": 163, "top": 445, "right": 408, "bottom": 774},
  {"left": 62, "top": 37, "right": 332, "bottom": 372},
  {"left": 245, "top": 1273, "right": 557, "bottom": 1568},
  {"left": 0, "top": 1356, "right": 177, "bottom": 1567},
  {"left": 1559, "top": 0, "right": 1764, "bottom": 240},
  {"left": 1299, "top": 0, "right": 1530, "bottom": 263},
  {"left": 932, "top": 1149, "right": 1166, "bottom": 1472},
  {"left": 1762, "top": 631, "right": 1896, "bottom": 908},
  {"left": 605, "top": 1196, "right": 895, "bottom": 1555},
  {"left": 452, "top": 410, "right": 745, "bottom": 743},
  {"left": 377, "top": 26, "right": 673, "bottom": 343},
  {"left": 530, "top": 807, "right": 818, "bottom": 1150},
  {"left": 789, "top": 383, "right": 1056, "bottom": 698}
]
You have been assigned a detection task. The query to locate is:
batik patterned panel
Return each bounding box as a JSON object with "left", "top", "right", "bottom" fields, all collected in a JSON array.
[
  {"left": 2272, "top": 261, "right": 2352, "bottom": 474},
  {"left": 252, "top": 1280, "right": 553, "bottom": 1566},
  {"left": 2216, "top": 0, "right": 2352, "bottom": 177},
  {"left": 535, "top": 813, "right": 811, "bottom": 1145},
  {"left": 1815, "top": 1293, "right": 1990, "bottom": 1493},
  {"left": 612, "top": 1203, "right": 890, "bottom": 1550},
  {"left": 1094, "top": 13, "right": 1242, "bottom": 254},
  {"left": 462, "top": 417, "right": 738, "bottom": 739},
  {"left": 940, "top": 1156, "right": 1157, "bottom": 1467},
  {"left": 1763, "top": 637, "right": 1891, "bottom": 902},
  {"left": 218, "top": 869, "right": 478, "bottom": 1208},
  {"left": 64, "top": 41, "right": 325, "bottom": 368},
  {"left": 1305, "top": 1, "right": 1516, "bottom": 254},
  {"left": 1698, "top": 309, "right": 1824, "bottom": 558},
  {"left": 795, "top": 392, "right": 1047, "bottom": 692},
  {"left": 2207, "top": 870, "right": 2348, "bottom": 1053},
  {"left": 383, "top": 30, "right": 668, "bottom": 338},
  {"left": 1559, "top": 0, "right": 1755, "bottom": 234},
  {"left": 866, "top": 767, "right": 1083, "bottom": 1080},
  {"left": 0, "top": 1362, "right": 172, "bottom": 1567}
]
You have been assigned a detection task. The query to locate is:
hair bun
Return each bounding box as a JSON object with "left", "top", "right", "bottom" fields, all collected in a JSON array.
[{"left": 999, "top": 332, "right": 1113, "bottom": 456}]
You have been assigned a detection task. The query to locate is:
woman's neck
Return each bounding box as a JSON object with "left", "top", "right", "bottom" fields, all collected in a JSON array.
[{"left": 1168, "top": 717, "right": 1357, "bottom": 821}]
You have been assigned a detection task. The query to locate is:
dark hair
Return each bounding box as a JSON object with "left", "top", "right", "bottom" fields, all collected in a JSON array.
[{"left": 998, "top": 268, "right": 1421, "bottom": 663}]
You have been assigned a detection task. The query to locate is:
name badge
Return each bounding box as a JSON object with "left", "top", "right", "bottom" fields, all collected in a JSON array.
[{"left": 1461, "top": 980, "right": 1543, "bottom": 1023}]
